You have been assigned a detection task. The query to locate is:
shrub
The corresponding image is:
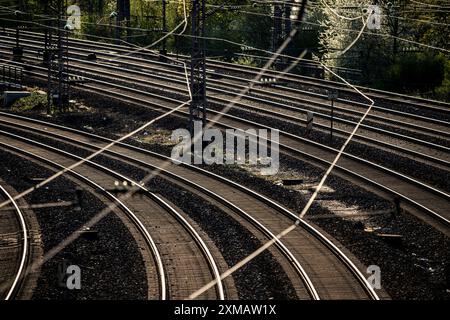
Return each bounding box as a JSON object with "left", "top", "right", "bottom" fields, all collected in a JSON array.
[
  {"left": 385, "top": 53, "right": 448, "bottom": 98},
  {"left": 11, "top": 91, "right": 47, "bottom": 111}
]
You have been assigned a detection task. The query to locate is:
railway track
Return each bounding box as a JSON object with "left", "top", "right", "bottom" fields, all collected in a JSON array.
[
  {"left": 0, "top": 28, "right": 448, "bottom": 299},
  {"left": 1, "top": 32, "right": 449, "bottom": 168},
  {"left": 1, "top": 51, "right": 448, "bottom": 235},
  {"left": 0, "top": 183, "right": 29, "bottom": 300},
  {"left": 204, "top": 54, "right": 450, "bottom": 114},
  {"left": 0, "top": 112, "right": 382, "bottom": 300},
  {"left": 0, "top": 130, "right": 230, "bottom": 300},
  {"left": 2, "top": 31, "right": 448, "bottom": 138},
  {"left": 4, "top": 28, "right": 449, "bottom": 116},
  {"left": 0, "top": 141, "right": 167, "bottom": 299},
  {"left": 1, "top": 32, "right": 448, "bottom": 171}
]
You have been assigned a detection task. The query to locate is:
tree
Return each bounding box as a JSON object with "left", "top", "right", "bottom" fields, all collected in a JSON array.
[
  {"left": 317, "top": 0, "right": 393, "bottom": 83},
  {"left": 317, "top": 0, "right": 449, "bottom": 97}
]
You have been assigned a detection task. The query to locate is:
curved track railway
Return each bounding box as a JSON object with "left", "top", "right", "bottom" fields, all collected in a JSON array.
[
  {"left": 1, "top": 32, "right": 449, "bottom": 160},
  {"left": 3, "top": 29, "right": 449, "bottom": 116},
  {"left": 0, "top": 141, "right": 168, "bottom": 299},
  {"left": 0, "top": 113, "right": 382, "bottom": 300},
  {"left": 0, "top": 49, "right": 448, "bottom": 235},
  {"left": 1, "top": 31, "right": 449, "bottom": 161},
  {"left": 0, "top": 131, "right": 230, "bottom": 300},
  {"left": 1, "top": 29, "right": 449, "bottom": 124},
  {"left": 0, "top": 183, "right": 29, "bottom": 300}
]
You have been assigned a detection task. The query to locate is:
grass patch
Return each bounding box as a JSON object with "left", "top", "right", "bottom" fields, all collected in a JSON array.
[{"left": 11, "top": 91, "right": 47, "bottom": 112}]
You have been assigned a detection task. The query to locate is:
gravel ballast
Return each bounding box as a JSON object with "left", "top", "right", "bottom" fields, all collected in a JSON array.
[
  {"left": 0, "top": 148, "right": 148, "bottom": 299},
  {"left": 7, "top": 83, "right": 450, "bottom": 300}
]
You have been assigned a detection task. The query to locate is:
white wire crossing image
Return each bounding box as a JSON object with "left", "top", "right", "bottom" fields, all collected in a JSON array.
[{"left": 0, "top": 0, "right": 448, "bottom": 309}]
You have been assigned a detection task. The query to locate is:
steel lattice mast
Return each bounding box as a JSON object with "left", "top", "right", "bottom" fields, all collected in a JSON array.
[
  {"left": 271, "top": 3, "right": 283, "bottom": 53},
  {"left": 44, "top": 0, "right": 70, "bottom": 113},
  {"left": 189, "top": 0, "right": 207, "bottom": 134},
  {"left": 272, "top": 1, "right": 296, "bottom": 66}
]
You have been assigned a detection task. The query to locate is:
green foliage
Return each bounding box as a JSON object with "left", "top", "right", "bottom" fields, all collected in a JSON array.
[
  {"left": 11, "top": 91, "right": 47, "bottom": 111},
  {"left": 406, "top": 0, "right": 449, "bottom": 51},
  {"left": 434, "top": 56, "right": 450, "bottom": 101},
  {"left": 8, "top": 0, "right": 449, "bottom": 102},
  {"left": 383, "top": 53, "right": 449, "bottom": 99},
  {"left": 231, "top": 56, "right": 258, "bottom": 67},
  {"left": 317, "top": 0, "right": 449, "bottom": 100}
]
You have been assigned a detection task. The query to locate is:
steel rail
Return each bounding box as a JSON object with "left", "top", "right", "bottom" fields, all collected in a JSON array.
[
  {"left": 1, "top": 45, "right": 448, "bottom": 166},
  {"left": 0, "top": 140, "right": 168, "bottom": 300},
  {"left": 0, "top": 129, "right": 227, "bottom": 300},
  {"left": 1, "top": 184, "right": 29, "bottom": 300},
  {"left": 0, "top": 116, "right": 321, "bottom": 300},
  {"left": 4, "top": 27, "right": 448, "bottom": 112},
  {"left": 1, "top": 112, "right": 380, "bottom": 299},
  {"left": 0, "top": 32, "right": 448, "bottom": 126},
  {"left": 2, "top": 55, "right": 449, "bottom": 230}
]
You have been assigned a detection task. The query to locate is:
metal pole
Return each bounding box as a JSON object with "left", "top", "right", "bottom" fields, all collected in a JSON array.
[
  {"left": 46, "top": 0, "right": 54, "bottom": 114},
  {"left": 98, "top": 0, "right": 104, "bottom": 15},
  {"left": 15, "top": 0, "right": 22, "bottom": 48},
  {"left": 327, "top": 90, "right": 338, "bottom": 143},
  {"left": 109, "top": 16, "right": 112, "bottom": 39},
  {"left": 162, "top": 0, "right": 167, "bottom": 54},
  {"left": 330, "top": 98, "right": 334, "bottom": 143},
  {"left": 47, "top": 40, "right": 52, "bottom": 114},
  {"left": 201, "top": 0, "right": 206, "bottom": 125},
  {"left": 175, "top": 34, "right": 179, "bottom": 59},
  {"left": 116, "top": 15, "right": 120, "bottom": 44},
  {"left": 124, "top": 0, "right": 131, "bottom": 43},
  {"left": 65, "top": 2, "right": 70, "bottom": 111},
  {"left": 284, "top": 1, "right": 292, "bottom": 60},
  {"left": 57, "top": 0, "right": 63, "bottom": 112},
  {"left": 189, "top": 0, "right": 207, "bottom": 134},
  {"left": 88, "top": 0, "right": 93, "bottom": 14},
  {"left": 15, "top": 20, "right": 19, "bottom": 48},
  {"left": 272, "top": 4, "right": 282, "bottom": 67},
  {"left": 116, "top": 0, "right": 121, "bottom": 44}
]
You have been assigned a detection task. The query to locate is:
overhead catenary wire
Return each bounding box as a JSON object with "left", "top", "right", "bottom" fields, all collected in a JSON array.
[
  {"left": 0, "top": 0, "right": 440, "bottom": 301},
  {"left": 208, "top": 1, "right": 450, "bottom": 26},
  {"left": 410, "top": 0, "right": 450, "bottom": 8},
  {"left": 321, "top": 0, "right": 365, "bottom": 21},
  {"left": 0, "top": 3, "right": 448, "bottom": 103},
  {"left": 327, "top": 11, "right": 370, "bottom": 57},
  {"left": 2, "top": 3, "right": 449, "bottom": 56},
  {"left": 0, "top": 0, "right": 325, "bottom": 295},
  {"left": 0, "top": 2, "right": 193, "bottom": 99},
  {"left": 188, "top": 37, "right": 378, "bottom": 305}
]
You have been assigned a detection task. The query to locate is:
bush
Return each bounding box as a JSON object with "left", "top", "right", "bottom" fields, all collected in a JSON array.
[
  {"left": 434, "top": 56, "right": 450, "bottom": 101},
  {"left": 384, "top": 53, "right": 449, "bottom": 100},
  {"left": 11, "top": 91, "right": 47, "bottom": 111},
  {"left": 231, "top": 56, "right": 258, "bottom": 67}
]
